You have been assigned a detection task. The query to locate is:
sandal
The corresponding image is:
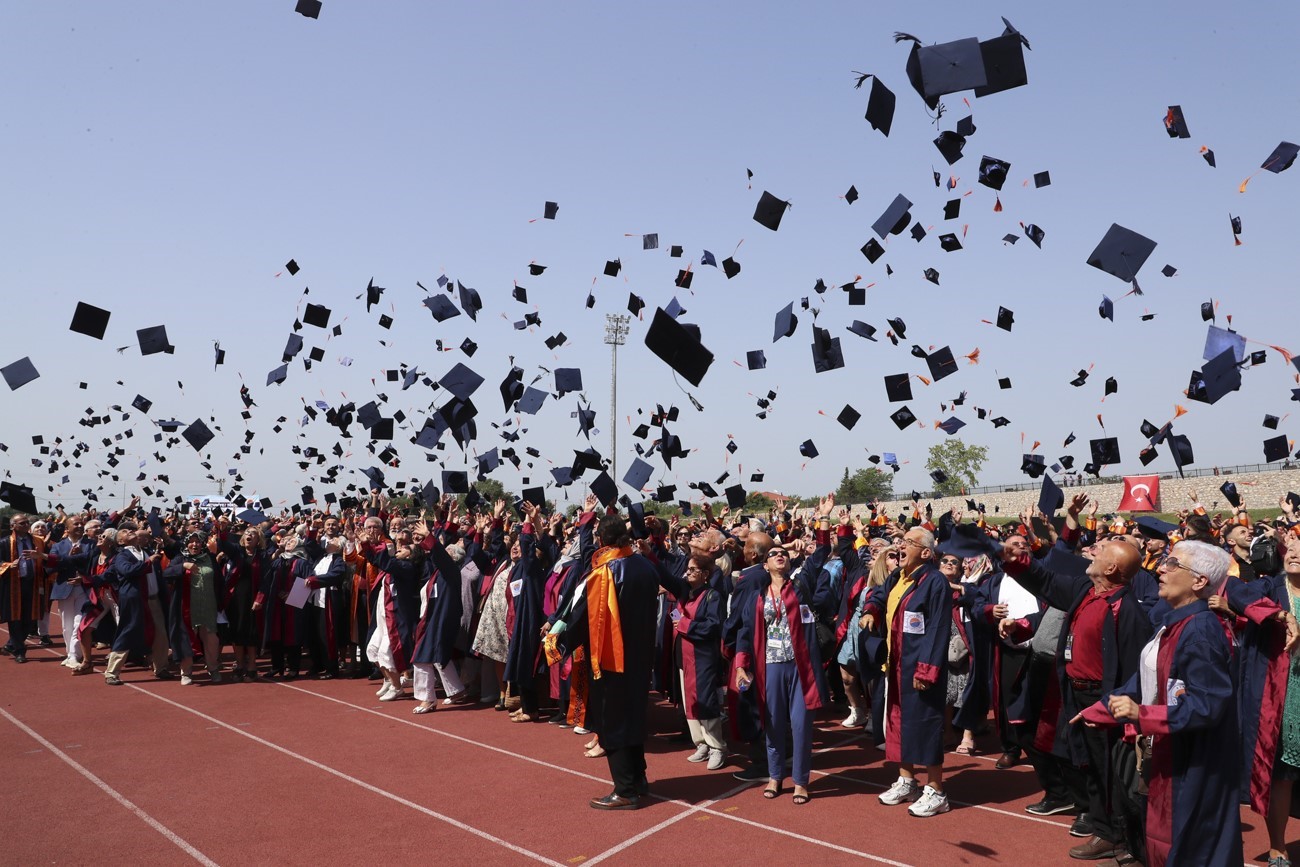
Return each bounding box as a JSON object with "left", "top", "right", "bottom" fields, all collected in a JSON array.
[
  {"left": 792, "top": 790, "right": 811, "bottom": 805},
  {"left": 584, "top": 746, "right": 607, "bottom": 758},
  {"left": 763, "top": 782, "right": 782, "bottom": 799},
  {"left": 954, "top": 743, "right": 975, "bottom": 756},
  {"left": 511, "top": 713, "right": 538, "bottom": 723},
  {"left": 412, "top": 703, "right": 436, "bottom": 715}
]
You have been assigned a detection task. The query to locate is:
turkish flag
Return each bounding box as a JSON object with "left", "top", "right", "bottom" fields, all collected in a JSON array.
[{"left": 1118, "top": 475, "right": 1160, "bottom": 512}]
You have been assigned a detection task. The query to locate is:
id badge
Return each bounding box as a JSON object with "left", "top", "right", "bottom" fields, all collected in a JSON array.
[
  {"left": 902, "top": 611, "right": 925, "bottom": 635},
  {"left": 799, "top": 604, "right": 815, "bottom": 624},
  {"left": 432, "top": 583, "right": 439, "bottom": 600},
  {"left": 767, "top": 638, "right": 784, "bottom": 653},
  {"left": 1064, "top": 633, "right": 1074, "bottom": 662},
  {"left": 510, "top": 579, "right": 523, "bottom": 597}
]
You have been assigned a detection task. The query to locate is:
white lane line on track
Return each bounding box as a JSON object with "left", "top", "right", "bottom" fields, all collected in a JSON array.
[
  {"left": 275, "top": 683, "right": 913, "bottom": 865},
  {"left": 582, "top": 780, "right": 755, "bottom": 867},
  {"left": 0, "top": 707, "right": 218, "bottom": 867},
  {"left": 124, "top": 684, "right": 566, "bottom": 867}
]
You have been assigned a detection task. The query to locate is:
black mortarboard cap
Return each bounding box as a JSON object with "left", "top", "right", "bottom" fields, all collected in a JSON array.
[
  {"left": 863, "top": 75, "right": 895, "bottom": 136},
  {"left": 1021, "top": 454, "right": 1046, "bottom": 478},
  {"left": 923, "top": 268, "right": 940, "bottom": 285},
  {"left": 746, "top": 350, "right": 767, "bottom": 370},
  {"left": 457, "top": 282, "right": 482, "bottom": 321},
  {"left": 1262, "top": 142, "right": 1299, "bottom": 173},
  {"left": 1251, "top": 350, "right": 1267, "bottom": 366},
  {"left": 956, "top": 114, "right": 976, "bottom": 137},
  {"left": 674, "top": 269, "right": 693, "bottom": 290},
  {"left": 303, "top": 303, "right": 330, "bottom": 329},
  {"left": 627, "top": 293, "right": 645, "bottom": 317},
  {"left": 1265, "top": 414, "right": 1281, "bottom": 430},
  {"left": 722, "top": 257, "right": 741, "bottom": 279},
  {"left": 423, "top": 294, "right": 461, "bottom": 322},
  {"left": 939, "top": 233, "right": 962, "bottom": 252},
  {"left": 266, "top": 364, "right": 288, "bottom": 386},
  {"left": 978, "top": 155, "right": 1010, "bottom": 190},
  {"left": 1104, "top": 376, "right": 1118, "bottom": 396},
  {"left": 604, "top": 258, "right": 621, "bottom": 277},
  {"left": 1059, "top": 455, "right": 1075, "bottom": 470},
  {"left": 1168, "top": 434, "right": 1194, "bottom": 475},
  {"left": 182, "top": 419, "right": 214, "bottom": 452},
  {"left": 1087, "top": 224, "right": 1157, "bottom": 282},
  {"left": 995, "top": 306, "right": 1014, "bottom": 331},
  {"left": 1189, "top": 347, "right": 1242, "bottom": 405},
  {"left": 295, "top": 0, "right": 321, "bottom": 18},
  {"left": 1135, "top": 516, "right": 1178, "bottom": 540},
  {"left": 886, "top": 317, "right": 907, "bottom": 339},
  {"left": 623, "top": 458, "right": 653, "bottom": 492},
  {"left": 441, "top": 470, "right": 469, "bottom": 494},
  {"left": 1090, "top": 437, "right": 1120, "bottom": 466},
  {"left": 1139, "top": 446, "right": 1159, "bottom": 466},
  {"left": 844, "top": 186, "right": 859, "bottom": 205},
  {"left": 543, "top": 201, "right": 558, "bottom": 220},
  {"left": 554, "top": 368, "right": 582, "bottom": 396},
  {"left": 837, "top": 404, "right": 861, "bottom": 430},
  {"left": 938, "top": 416, "right": 966, "bottom": 435},
  {"left": 1023, "top": 224, "right": 1045, "bottom": 248},
  {"left": 642, "top": 233, "right": 658, "bottom": 250},
  {"left": 933, "top": 131, "right": 966, "bottom": 165},
  {"left": 0, "top": 482, "right": 37, "bottom": 515},
  {"left": 872, "top": 194, "right": 912, "bottom": 239},
  {"left": 1034, "top": 171, "right": 1051, "bottom": 187},
  {"left": 799, "top": 439, "right": 819, "bottom": 459},
  {"left": 724, "top": 484, "right": 747, "bottom": 510},
  {"left": 1164, "top": 105, "right": 1190, "bottom": 139},
  {"left": 973, "top": 33, "right": 1028, "bottom": 97},
  {"left": 309, "top": 346, "right": 325, "bottom": 362},
  {"left": 137, "top": 325, "right": 173, "bottom": 356},
  {"left": 515, "top": 386, "right": 547, "bottom": 415},
  {"left": 890, "top": 406, "right": 917, "bottom": 429},
  {"left": 991, "top": 416, "right": 1010, "bottom": 429},
  {"left": 1201, "top": 301, "right": 1215, "bottom": 322},
  {"left": 70, "top": 302, "right": 111, "bottom": 339},
  {"left": 132, "top": 394, "right": 152, "bottom": 413},
  {"left": 439, "top": 363, "right": 484, "bottom": 401},
  {"left": 811, "top": 326, "right": 845, "bottom": 373},
  {"left": 998, "top": 376, "right": 1012, "bottom": 389},
  {"left": 1264, "top": 434, "right": 1291, "bottom": 463},
  {"left": 1, "top": 357, "right": 38, "bottom": 391},
  {"left": 282, "top": 333, "right": 304, "bottom": 362},
  {"left": 848, "top": 320, "right": 877, "bottom": 341},
  {"left": 644, "top": 308, "right": 714, "bottom": 387},
  {"left": 773, "top": 301, "right": 798, "bottom": 342},
  {"left": 914, "top": 37, "right": 987, "bottom": 98},
  {"left": 943, "top": 199, "right": 961, "bottom": 220},
  {"left": 590, "top": 471, "right": 617, "bottom": 507},
  {"left": 884, "top": 373, "right": 912, "bottom": 402},
  {"left": 1220, "top": 480, "right": 1242, "bottom": 508},
  {"left": 861, "top": 238, "right": 886, "bottom": 263},
  {"left": 753, "top": 191, "right": 790, "bottom": 231},
  {"left": 1038, "top": 474, "right": 1064, "bottom": 516},
  {"left": 910, "top": 222, "right": 927, "bottom": 242},
  {"left": 1099, "top": 296, "right": 1114, "bottom": 322},
  {"left": 926, "top": 346, "right": 958, "bottom": 382}
]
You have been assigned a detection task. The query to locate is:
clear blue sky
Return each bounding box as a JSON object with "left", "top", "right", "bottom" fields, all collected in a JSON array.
[{"left": 3, "top": 2, "right": 1299, "bottom": 511}]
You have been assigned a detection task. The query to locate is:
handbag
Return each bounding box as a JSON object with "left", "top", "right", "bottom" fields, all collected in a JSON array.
[
  {"left": 1030, "top": 608, "right": 1067, "bottom": 663},
  {"left": 948, "top": 626, "right": 970, "bottom": 671}
]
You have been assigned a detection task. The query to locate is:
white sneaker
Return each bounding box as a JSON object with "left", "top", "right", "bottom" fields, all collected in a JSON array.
[
  {"left": 573, "top": 726, "right": 590, "bottom": 735},
  {"left": 686, "top": 743, "right": 711, "bottom": 763},
  {"left": 841, "top": 709, "right": 866, "bottom": 728},
  {"left": 376, "top": 683, "right": 391, "bottom": 697},
  {"left": 878, "top": 777, "right": 919, "bottom": 806},
  {"left": 706, "top": 748, "right": 726, "bottom": 770},
  {"left": 381, "top": 686, "right": 404, "bottom": 702},
  {"left": 907, "top": 785, "right": 950, "bottom": 817},
  {"left": 180, "top": 675, "right": 194, "bottom": 686}
]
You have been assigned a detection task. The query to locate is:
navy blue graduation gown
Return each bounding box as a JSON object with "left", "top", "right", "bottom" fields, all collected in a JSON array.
[
  {"left": 109, "top": 549, "right": 167, "bottom": 654},
  {"left": 411, "top": 533, "right": 468, "bottom": 667},
  {"left": 657, "top": 567, "right": 724, "bottom": 720},
  {"left": 864, "top": 561, "right": 952, "bottom": 766},
  {"left": 363, "top": 546, "right": 422, "bottom": 672},
  {"left": 503, "top": 525, "right": 553, "bottom": 688},
  {"left": 1080, "top": 602, "right": 1242, "bottom": 867}
]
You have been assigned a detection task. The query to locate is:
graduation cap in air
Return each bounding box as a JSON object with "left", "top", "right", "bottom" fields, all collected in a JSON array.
[
  {"left": 266, "top": 364, "right": 288, "bottom": 387},
  {"left": 884, "top": 373, "right": 912, "bottom": 402},
  {"left": 1021, "top": 454, "right": 1047, "bottom": 478},
  {"left": 974, "top": 30, "right": 1028, "bottom": 97},
  {"left": 1090, "top": 437, "right": 1121, "bottom": 466},
  {"left": 1, "top": 357, "right": 39, "bottom": 391},
  {"left": 1187, "top": 347, "right": 1242, "bottom": 405},
  {"left": 1264, "top": 434, "right": 1291, "bottom": 463},
  {"left": 603, "top": 258, "right": 621, "bottom": 277},
  {"left": 457, "top": 282, "right": 482, "bottom": 321},
  {"left": 911, "top": 222, "right": 927, "bottom": 242},
  {"left": 798, "top": 439, "right": 819, "bottom": 459},
  {"left": 1164, "top": 105, "right": 1190, "bottom": 139},
  {"left": 1166, "top": 433, "right": 1194, "bottom": 477},
  {"left": 590, "top": 471, "right": 617, "bottom": 507},
  {"left": 182, "top": 419, "right": 214, "bottom": 452},
  {"left": 131, "top": 394, "right": 152, "bottom": 413},
  {"left": 753, "top": 192, "right": 790, "bottom": 231},
  {"left": 422, "top": 294, "right": 461, "bottom": 323},
  {"left": 848, "top": 321, "right": 877, "bottom": 341},
  {"left": 1034, "top": 171, "right": 1051, "bottom": 187},
  {"left": 886, "top": 317, "right": 907, "bottom": 339},
  {"left": 978, "top": 156, "right": 1010, "bottom": 190},
  {"left": 938, "top": 233, "right": 962, "bottom": 252},
  {"left": 0, "top": 482, "right": 37, "bottom": 515},
  {"left": 1203, "top": 325, "right": 1246, "bottom": 363},
  {"left": 861, "top": 238, "right": 886, "bottom": 263},
  {"left": 837, "top": 404, "right": 861, "bottom": 430},
  {"left": 442, "top": 470, "right": 469, "bottom": 494},
  {"left": 543, "top": 201, "right": 559, "bottom": 220},
  {"left": 872, "top": 194, "right": 913, "bottom": 239},
  {"left": 890, "top": 406, "right": 918, "bottom": 429},
  {"left": 943, "top": 199, "right": 961, "bottom": 220},
  {"left": 1265, "top": 414, "right": 1281, "bottom": 430},
  {"left": 933, "top": 131, "right": 966, "bottom": 165},
  {"left": 554, "top": 368, "right": 582, "bottom": 396},
  {"left": 1200, "top": 300, "right": 1216, "bottom": 322},
  {"left": 623, "top": 457, "right": 654, "bottom": 492},
  {"left": 926, "top": 346, "right": 958, "bottom": 382},
  {"left": 1086, "top": 224, "right": 1157, "bottom": 283},
  {"left": 844, "top": 185, "right": 859, "bottom": 205},
  {"left": 70, "top": 302, "right": 111, "bottom": 339},
  {"left": 937, "top": 417, "right": 966, "bottom": 435},
  {"left": 1099, "top": 296, "right": 1114, "bottom": 322},
  {"left": 746, "top": 350, "right": 767, "bottom": 371},
  {"left": 627, "top": 293, "right": 646, "bottom": 317},
  {"left": 901, "top": 34, "right": 987, "bottom": 100},
  {"left": 773, "top": 302, "right": 798, "bottom": 343},
  {"left": 295, "top": 0, "right": 321, "bottom": 18},
  {"left": 994, "top": 306, "right": 1014, "bottom": 331},
  {"left": 811, "top": 326, "right": 845, "bottom": 373},
  {"left": 722, "top": 257, "right": 741, "bottom": 279},
  {"left": 923, "top": 268, "right": 940, "bottom": 285},
  {"left": 1038, "top": 474, "right": 1064, "bottom": 516},
  {"left": 1023, "top": 224, "right": 1045, "bottom": 248},
  {"left": 644, "top": 308, "right": 713, "bottom": 387},
  {"left": 1262, "top": 141, "right": 1299, "bottom": 173},
  {"left": 1105, "top": 377, "right": 1118, "bottom": 397},
  {"left": 303, "top": 303, "right": 330, "bottom": 329},
  {"left": 439, "top": 362, "right": 484, "bottom": 402},
  {"left": 137, "top": 325, "right": 173, "bottom": 356},
  {"left": 860, "top": 74, "right": 895, "bottom": 136}
]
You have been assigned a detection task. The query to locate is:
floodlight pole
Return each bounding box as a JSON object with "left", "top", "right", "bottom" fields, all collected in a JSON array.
[{"left": 604, "top": 314, "right": 630, "bottom": 482}]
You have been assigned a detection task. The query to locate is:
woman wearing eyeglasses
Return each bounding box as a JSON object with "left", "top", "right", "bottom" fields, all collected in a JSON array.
[
  {"left": 734, "top": 496, "right": 835, "bottom": 804},
  {"left": 838, "top": 537, "right": 898, "bottom": 731},
  {"left": 1073, "top": 540, "right": 1243, "bottom": 867},
  {"left": 659, "top": 553, "right": 728, "bottom": 769}
]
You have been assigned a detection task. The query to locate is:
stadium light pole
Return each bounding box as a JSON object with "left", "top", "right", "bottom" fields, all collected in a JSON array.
[{"left": 603, "top": 313, "right": 630, "bottom": 481}]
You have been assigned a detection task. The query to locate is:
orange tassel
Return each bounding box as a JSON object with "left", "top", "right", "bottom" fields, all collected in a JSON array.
[
  {"left": 1174, "top": 404, "right": 1188, "bottom": 418},
  {"left": 993, "top": 196, "right": 1002, "bottom": 212},
  {"left": 965, "top": 348, "right": 980, "bottom": 364},
  {"left": 916, "top": 375, "right": 931, "bottom": 386}
]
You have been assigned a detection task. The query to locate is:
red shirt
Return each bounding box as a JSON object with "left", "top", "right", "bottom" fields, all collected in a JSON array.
[{"left": 1065, "top": 586, "right": 1121, "bottom": 681}]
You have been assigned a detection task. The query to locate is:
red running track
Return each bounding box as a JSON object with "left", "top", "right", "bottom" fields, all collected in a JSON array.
[{"left": 0, "top": 629, "right": 1291, "bottom": 865}]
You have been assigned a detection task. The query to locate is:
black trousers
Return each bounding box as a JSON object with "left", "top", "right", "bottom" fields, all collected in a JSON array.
[
  {"left": 5, "top": 620, "right": 28, "bottom": 654},
  {"left": 268, "top": 641, "right": 301, "bottom": 675},
  {"left": 605, "top": 744, "right": 647, "bottom": 798},
  {"left": 301, "top": 606, "right": 337, "bottom": 675},
  {"left": 1027, "top": 744, "right": 1085, "bottom": 807},
  {"left": 1074, "top": 685, "right": 1121, "bottom": 844},
  {"left": 996, "top": 646, "right": 1029, "bottom": 752}
]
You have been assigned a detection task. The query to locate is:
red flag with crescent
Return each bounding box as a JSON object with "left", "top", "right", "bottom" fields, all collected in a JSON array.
[{"left": 1118, "top": 475, "right": 1160, "bottom": 512}]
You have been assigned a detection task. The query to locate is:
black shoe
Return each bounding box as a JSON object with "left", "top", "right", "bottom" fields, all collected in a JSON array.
[
  {"left": 732, "top": 765, "right": 769, "bottom": 782},
  {"left": 284, "top": 672, "right": 297, "bottom": 681},
  {"left": 1069, "top": 814, "right": 1095, "bottom": 838},
  {"left": 153, "top": 671, "right": 174, "bottom": 680},
  {"left": 318, "top": 672, "right": 335, "bottom": 681},
  {"left": 0, "top": 645, "right": 13, "bottom": 657},
  {"left": 546, "top": 712, "right": 567, "bottom": 725},
  {"left": 1026, "top": 796, "right": 1077, "bottom": 816},
  {"left": 14, "top": 654, "right": 27, "bottom": 664},
  {"left": 589, "top": 793, "right": 640, "bottom": 811},
  {"left": 39, "top": 635, "right": 54, "bottom": 648}
]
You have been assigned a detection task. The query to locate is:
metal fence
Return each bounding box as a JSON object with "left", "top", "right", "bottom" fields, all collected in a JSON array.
[{"left": 928, "top": 461, "right": 1300, "bottom": 500}]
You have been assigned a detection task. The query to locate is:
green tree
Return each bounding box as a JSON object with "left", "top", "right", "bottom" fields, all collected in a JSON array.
[
  {"left": 471, "top": 478, "right": 508, "bottom": 504},
  {"left": 926, "top": 438, "right": 989, "bottom": 497},
  {"left": 743, "top": 492, "right": 775, "bottom": 514},
  {"left": 834, "top": 466, "right": 895, "bottom": 505}
]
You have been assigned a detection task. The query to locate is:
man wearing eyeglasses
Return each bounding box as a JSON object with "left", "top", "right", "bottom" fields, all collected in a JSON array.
[
  {"left": 863, "top": 526, "right": 954, "bottom": 817},
  {"left": 999, "top": 494, "right": 1153, "bottom": 863},
  {"left": 1, "top": 514, "right": 50, "bottom": 663}
]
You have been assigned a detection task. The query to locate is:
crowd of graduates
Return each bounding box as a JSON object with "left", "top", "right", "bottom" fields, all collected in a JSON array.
[{"left": 5, "top": 485, "right": 1300, "bottom": 866}]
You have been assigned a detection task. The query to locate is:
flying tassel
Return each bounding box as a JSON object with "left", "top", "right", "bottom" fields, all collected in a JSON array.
[
  {"left": 1267, "top": 344, "right": 1295, "bottom": 364},
  {"left": 1239, "top": 173, "right": 1257, "bottom": 193},
  {"left": 993, "top": 196, "right": 1002, "bottom": 212},
  {"left": 1097, "top": 413, "right": 1105, "bottom": 429},
  {"left": 965, "top": 348, "right": 980, "bottom": 364},
  {"left": 916, "top": 375, "right": 931, "bottom": 386}
]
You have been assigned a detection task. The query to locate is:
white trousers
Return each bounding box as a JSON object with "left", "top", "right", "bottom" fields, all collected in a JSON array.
[
  {"left": 59, "top": 587, "right": 88, "bottom": 661},
  {"left": 366, "top": 594, "right": 395, "bottom": 671},
  {"left": 680, "top": 671, "right": 726, "bottom": 749},
  {"left": 413, "top": 661, "right": 465, "bottom": 702}
]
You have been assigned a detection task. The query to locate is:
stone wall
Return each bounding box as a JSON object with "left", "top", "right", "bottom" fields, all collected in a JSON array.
[{"left": 838, "top": 467, "right": 1300, "bottom": 519}]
